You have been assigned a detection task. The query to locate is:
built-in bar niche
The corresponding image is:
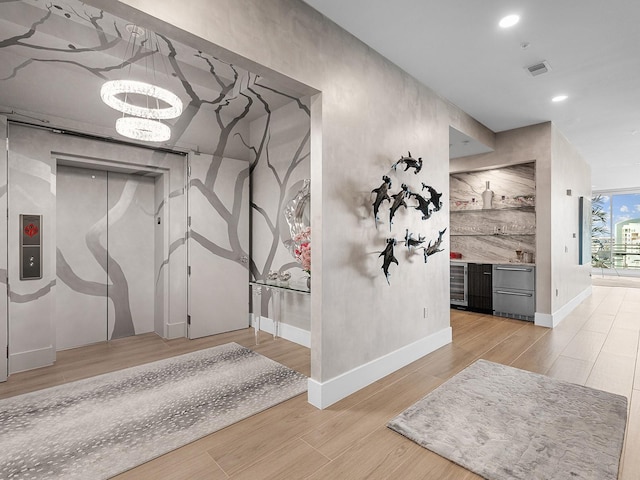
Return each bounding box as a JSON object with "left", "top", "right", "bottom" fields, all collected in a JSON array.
[{"left": 450, "top": 162, "right": 536, "bottom": 263}]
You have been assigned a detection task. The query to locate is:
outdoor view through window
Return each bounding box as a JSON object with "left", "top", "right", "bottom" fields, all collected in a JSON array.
[{"left": 592, "top": 193, "right": 640, "bottom": 272}]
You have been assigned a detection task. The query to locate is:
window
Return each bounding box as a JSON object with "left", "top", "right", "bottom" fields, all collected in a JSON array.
[{"left": 592, "top": 192, "right": 640, "bottom": 272}]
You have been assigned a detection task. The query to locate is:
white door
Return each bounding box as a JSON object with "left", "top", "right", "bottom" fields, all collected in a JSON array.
[{"left": 188, "top": 154, "right": 249, "bottom": 338}]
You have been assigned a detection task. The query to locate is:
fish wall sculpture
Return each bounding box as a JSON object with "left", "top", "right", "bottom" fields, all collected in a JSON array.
[
  {"left": 379, "top": 238, "right": 398, "bottom": 285},
  {"left": 371, "top": 175, "right": 392, "bottom": 228},
  {"left": 389, "top": 184, "right": 410, "bottom": 231},
  {"left": 391, "top": 151, "right": 423, "bottom": 174},
  {"left": 422, "top": 228, "right": 447, "bottom": 263},
  {"left": 404, "top": 228, "right": 426, "bottom": 251},
  {"left": 409, "top": 191, "right": 432, "bottom": 220},
  {"left": 370, "top": 152, "right": 446, "bottom": 283},
  {"left": 422, "top": 183, "right": 443, "bottom": 212}
]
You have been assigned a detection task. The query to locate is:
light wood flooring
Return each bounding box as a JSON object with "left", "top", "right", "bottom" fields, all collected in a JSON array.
[{"left": 1, "top": 283, "right": 639, "bottom": 479}]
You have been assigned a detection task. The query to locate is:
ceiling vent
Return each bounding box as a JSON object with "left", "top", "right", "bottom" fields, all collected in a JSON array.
[{"left": 525, "top": 60, "right": 551, "bottom": 77}]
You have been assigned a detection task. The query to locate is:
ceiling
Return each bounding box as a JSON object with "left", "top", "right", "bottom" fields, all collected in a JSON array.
[
  {"left": 304, "top": 0, "right": 640, "bottom": 191},
  {"left": 0, "top": 0, "right": 297, "bottom": 155},
  {"left": 2, "top": 1, "right": 639, "bottom": 190}
]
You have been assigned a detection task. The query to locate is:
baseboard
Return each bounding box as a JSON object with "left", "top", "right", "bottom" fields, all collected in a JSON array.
[
  {"left": 250, "top": 314, "right": 310, "bottom": 348},
  {"left": 534, "top": 312, "right": 553, "bottom": 328},
  {"left": 307, "top": 326, "right": 452, "bottom": 409},
  {"left": 535, "top": 286, "right": 592, "bottom": 328},
  {"left": 9, "top": 345, "right": 55, "bottom": 374},
  {"left": 165, "top": 321, "right": 186, "bottom": 339}
]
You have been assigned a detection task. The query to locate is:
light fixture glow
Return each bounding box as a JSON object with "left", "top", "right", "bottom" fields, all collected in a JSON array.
[
  {"left": 115, "top": 117, "right": 171, "bottom": 142},
  {"left": 552, "top": 95, "right": 568, "bottom": 102},
  {"left": 499, "top": 14, "right": 520, "bottom": 28},
  {"left": 101, "top": 80, "right": 183, "bottom": 119}
]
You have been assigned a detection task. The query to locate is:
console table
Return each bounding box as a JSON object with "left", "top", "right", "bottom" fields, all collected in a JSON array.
[{"left": 250, "top": 279, "right": 310, "bottom": 344}]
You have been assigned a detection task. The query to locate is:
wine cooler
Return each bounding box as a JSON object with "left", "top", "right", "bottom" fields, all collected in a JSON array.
[{"left": 450, "top": 262, "right": 468, "bottom": 307}]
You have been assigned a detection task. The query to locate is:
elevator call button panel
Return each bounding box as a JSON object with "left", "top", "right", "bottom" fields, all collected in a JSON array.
[{"left": 20, "top": 214, "right": 42, "bottom": 280}]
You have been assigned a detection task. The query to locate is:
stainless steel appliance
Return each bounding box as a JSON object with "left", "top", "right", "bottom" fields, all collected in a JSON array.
[
  {"left": 492, "top": 265, "right": 535, "bottom": 321},
  {"left": 450, "top": 262, "right": 468, "bottom": 307}
]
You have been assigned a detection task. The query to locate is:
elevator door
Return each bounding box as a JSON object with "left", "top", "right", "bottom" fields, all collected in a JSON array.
[
  {"left": 188, "top": 154, "right": 249, "bottom": 339},
  {"left": 56, "top": 166, "right": 155, "bottom": 350}
]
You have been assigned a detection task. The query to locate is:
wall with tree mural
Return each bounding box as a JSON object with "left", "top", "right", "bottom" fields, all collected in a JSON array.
[
  {"left": 0, "top": 0, "right": 311, "bottom": 371},
  {"left": 249, "top": 98, "right": 311, "bottom": 333}
]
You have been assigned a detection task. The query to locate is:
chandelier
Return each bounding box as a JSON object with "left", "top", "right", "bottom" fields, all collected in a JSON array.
[
  {"left": 101, "top": 25, "right": 183, "bottom": 143},
  {"left": 100, "top": 80, "right": 182, "bottom": 119},
  {"left": 115, "top": 117, "right": 171, "bottom": 142}
]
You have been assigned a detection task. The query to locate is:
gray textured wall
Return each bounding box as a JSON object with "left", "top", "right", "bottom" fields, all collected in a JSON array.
[{"left": 103, "top": 0, "right": 471, "bottom": 385}]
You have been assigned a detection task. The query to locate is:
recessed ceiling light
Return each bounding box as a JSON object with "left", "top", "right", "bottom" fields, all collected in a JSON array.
[
  {"left": 552, "top": 95, "right": 568, "bottom": 102},
  {"left": 499, "top": 14, "right": 520, "bottom": 28}
]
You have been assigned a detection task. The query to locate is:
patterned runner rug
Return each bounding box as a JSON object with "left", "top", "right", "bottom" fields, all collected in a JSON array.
[
  {"left": 388, "top": 359, "right": 627, "bottom": 480},
  {"left": 0, "top": 342, "right": 307, "bottom": 479}
]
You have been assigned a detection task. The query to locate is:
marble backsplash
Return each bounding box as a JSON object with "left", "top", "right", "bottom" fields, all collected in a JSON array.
[
  {"left": 450, "top": 235, "right": 535, "bottom": 263},
  {"left": 450, "top": 163, "right": 536, "bottom": 263},
  {"left": 450, "top": 208, "right": 536, "bottom": 236},
  {"left": 450, "top": 162, "right": 535, "bottom": 211}
]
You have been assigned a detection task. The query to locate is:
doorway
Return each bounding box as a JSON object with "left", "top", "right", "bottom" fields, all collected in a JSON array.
[{"left": 56, "top": 165, "right": 157, "bottom": 350}]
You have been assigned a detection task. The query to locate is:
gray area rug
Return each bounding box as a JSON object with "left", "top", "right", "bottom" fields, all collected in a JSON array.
[
  {"left": 0, "top": 342, "right": 307, "bottom": 479},
  {"left": 388, "top": 359, "right": 627, "bottom": 480}
]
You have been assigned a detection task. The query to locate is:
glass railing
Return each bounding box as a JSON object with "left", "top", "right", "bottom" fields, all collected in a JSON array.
[{"left": 591, "top": 242, "right": 640, "bottom": 270}]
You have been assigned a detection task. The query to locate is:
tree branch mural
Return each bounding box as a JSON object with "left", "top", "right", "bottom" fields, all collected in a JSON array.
[
  {"left": 0, "top": 0, "right": 311, "bottom": 339},
  {"left": 55, "top": 177, "right": 140, "bottom": 339}
]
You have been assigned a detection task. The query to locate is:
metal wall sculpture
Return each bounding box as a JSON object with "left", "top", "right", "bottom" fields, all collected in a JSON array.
[
  {"left": 388, "top": 184, "right": 409, "bottom": 230},
  {"left": 379, "top": 238, "right": 398, "bottom": 285},
  {"left": 370, "top": 152, "right": 446, "bottom": 284},
  {"left": 371, "top": 175, "right": 392, "bottom": 228},
  {"left": 423, "top": 228, "right": 447, "bottom": 263},
  {"left": 391, "top": 151, "right": 423, "bottom": 174}
]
